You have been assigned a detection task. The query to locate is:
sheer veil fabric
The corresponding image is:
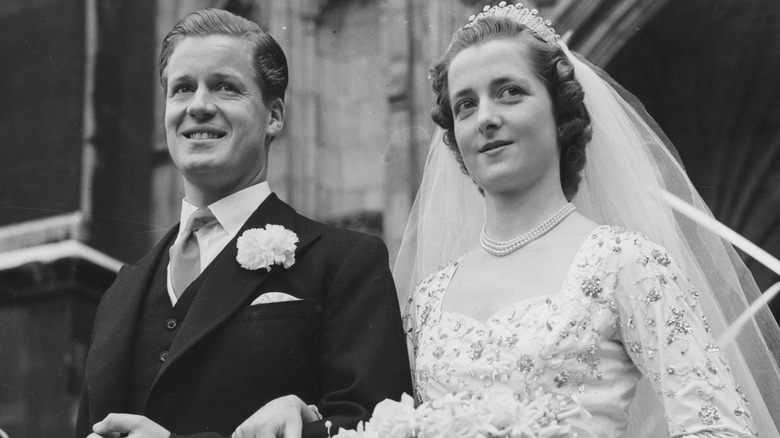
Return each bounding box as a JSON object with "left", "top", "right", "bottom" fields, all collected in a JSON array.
[{"left": 393, "top": 42, "right": 780, "bottom": 437}]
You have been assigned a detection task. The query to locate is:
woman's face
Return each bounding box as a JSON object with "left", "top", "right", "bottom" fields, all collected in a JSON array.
[{"left": 448, "top": 38, "right": 560, "bottom": 197}]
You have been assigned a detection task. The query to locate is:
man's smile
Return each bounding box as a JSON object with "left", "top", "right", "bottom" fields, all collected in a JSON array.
[
  {"left": 187, "top": 132, "right": 224, "bottom": 140},
  {"left": 181, "top": 127, "right": 227, "bottom": 140}
]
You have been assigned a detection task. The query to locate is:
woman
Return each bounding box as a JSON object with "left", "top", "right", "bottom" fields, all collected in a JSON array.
[{"left": 395, "top": 3, "right": 780, "bottom": 437}]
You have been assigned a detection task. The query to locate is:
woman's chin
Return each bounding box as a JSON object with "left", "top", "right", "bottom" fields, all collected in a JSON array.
[{"left": 477, "top": 176, "right": 527, "bottom": 196}]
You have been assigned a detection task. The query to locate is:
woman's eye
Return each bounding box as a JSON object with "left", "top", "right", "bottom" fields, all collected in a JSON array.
[
  {"left": 454, "top": 100, "right": 476, "bottom": 116},
  {"left": 498, "top": 86, "right": 523, "bottom": 99}
]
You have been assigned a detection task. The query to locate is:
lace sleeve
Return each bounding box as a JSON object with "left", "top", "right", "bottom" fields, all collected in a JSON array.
[
  {"left": 614, "top": 234, "right": 757, "bottom": 437},
  {"left": 403, "top": 276, "right": 428, "bottom": 405},
  {"left": 402, "top": 287, "right": 418, "bottom": 363}
]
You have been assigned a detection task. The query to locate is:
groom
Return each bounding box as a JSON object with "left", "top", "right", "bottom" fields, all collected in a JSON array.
[{"left": 76, "top": 9, "right": 411, "bottom": 438}]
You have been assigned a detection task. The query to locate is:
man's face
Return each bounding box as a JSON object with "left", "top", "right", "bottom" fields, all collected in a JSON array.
[{"left": 164, "top": 35, "right": 283, "bottom": 202}]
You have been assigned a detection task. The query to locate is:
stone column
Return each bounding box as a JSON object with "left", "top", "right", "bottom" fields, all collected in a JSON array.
[
  {"left": 381, "top": 0, "right": 417, "bottom": 261},
  {"left": 269, "top": 0, "right": 322, "bottom": 218}
]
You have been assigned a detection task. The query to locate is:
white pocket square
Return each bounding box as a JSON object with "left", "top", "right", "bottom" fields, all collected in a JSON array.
[{"left": 250, "top": 292, "right": 302, "bottom": 306}]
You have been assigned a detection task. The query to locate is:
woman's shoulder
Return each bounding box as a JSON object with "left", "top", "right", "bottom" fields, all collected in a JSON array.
[
  {"left": 414, "top": 257, "right": 462, "bottom": 291},
  {"left": 592, "top": 223, "right": 644, "bottom": 240},
  {"left": 591, "top": 224, "right": 673, "bottom": 261},
  {"left": 430, "top": 257, "right": 462, "bottom": 278}
]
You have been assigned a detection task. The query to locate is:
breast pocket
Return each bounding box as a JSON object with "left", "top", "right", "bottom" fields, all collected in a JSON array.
[
  {"left": 217, "top": 299, "right": 324, "bottom": 401},
  {"left": 232, "top": 299, "right": 323, "bottom": 360},
  {"left": 236, "top": 299, "right": 323, "bottom": 322}
]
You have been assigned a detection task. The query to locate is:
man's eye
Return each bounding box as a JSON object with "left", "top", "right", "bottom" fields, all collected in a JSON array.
[
  {"left": 170, "top": 84, "right": 193, "bottom": 96},
  {"left": 218, "top": 83, "right": 237, "bottom": 92}
]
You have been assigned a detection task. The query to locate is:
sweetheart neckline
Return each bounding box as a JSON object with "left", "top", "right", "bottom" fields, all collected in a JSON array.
[
  {"left": 440, "top": 294, "right": 555, "bottom": 326},
  {"left": 435, "top": 225, "right": 606, "bottom": 325}
]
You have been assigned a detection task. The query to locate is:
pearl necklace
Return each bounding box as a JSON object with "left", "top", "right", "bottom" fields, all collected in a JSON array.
[{"left": 480, "top": 203, "right": 576, "bottom": 257}]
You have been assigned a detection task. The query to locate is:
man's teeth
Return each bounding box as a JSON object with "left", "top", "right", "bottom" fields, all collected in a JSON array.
[{"left": 188, "top": 132, "right": 220, "bottom": 139}]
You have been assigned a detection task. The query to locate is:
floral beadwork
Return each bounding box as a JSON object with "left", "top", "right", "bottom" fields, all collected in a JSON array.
[
  {"left": 699, "top": 402, "right": 722, "bottom": 425},
  {"left": 580, "top": 276, "right": 602, "bottom": 298},
  {"left": 403, "top": 225, "right": 756, "bottom": 437},
  {"left": 652, "top": 248, "right": 672, "bottom": 266}
]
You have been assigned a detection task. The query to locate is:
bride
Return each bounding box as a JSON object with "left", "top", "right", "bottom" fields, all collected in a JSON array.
[{"left": 395, "top": 3, "right": 780, "bottom": 437}]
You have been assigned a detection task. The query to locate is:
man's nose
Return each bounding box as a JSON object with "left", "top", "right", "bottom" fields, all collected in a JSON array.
[{"left": 187, "top": 88, "right": 216, "bottom": 118}]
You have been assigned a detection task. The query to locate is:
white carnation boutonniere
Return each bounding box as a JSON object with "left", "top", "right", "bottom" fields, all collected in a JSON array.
[{"left": 236, "top": 224, "right": 298, "bottom": 271}]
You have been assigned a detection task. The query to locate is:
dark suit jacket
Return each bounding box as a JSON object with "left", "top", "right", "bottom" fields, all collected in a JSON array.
[{"left": 76, "top": 194, "right": 412, "bottom": 438}]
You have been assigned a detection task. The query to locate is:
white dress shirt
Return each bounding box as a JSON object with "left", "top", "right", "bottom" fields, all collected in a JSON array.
[{"left": 166, "top": 182, "right": 271, "bottom": 305}]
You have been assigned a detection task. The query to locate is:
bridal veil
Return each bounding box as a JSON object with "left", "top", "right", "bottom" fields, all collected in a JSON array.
[{"left": 393, "top": 32, "right": 780, "bottom": 437}]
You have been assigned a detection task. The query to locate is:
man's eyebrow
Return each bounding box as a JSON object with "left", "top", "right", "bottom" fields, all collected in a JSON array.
[{"left": 168, "top": 71, "right": 242, "bottom": 82}]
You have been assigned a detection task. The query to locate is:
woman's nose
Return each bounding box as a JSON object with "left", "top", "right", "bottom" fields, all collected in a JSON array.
[{"left": 477, "top": 102, "right": 501, "bottom": 134}]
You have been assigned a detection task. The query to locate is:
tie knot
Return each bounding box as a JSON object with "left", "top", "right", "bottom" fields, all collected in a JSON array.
[{"left": 185, "top": 208, "right": 216, "bottom": 232}]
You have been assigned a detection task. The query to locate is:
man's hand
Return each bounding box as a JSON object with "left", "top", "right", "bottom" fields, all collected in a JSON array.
[
  {"left": 87, "top": 413, "right": 170, "bottom": 438},
  {"left": 232, "top": 395, "right": 320, "bottom": 438}
]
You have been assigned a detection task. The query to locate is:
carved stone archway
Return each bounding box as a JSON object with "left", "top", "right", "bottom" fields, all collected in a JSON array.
[{"left": 550, "top": 0, "right": 671, "bottom": 65}]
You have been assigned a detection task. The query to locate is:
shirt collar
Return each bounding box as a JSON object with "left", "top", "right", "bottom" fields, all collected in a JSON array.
[{"left": 179, "top": 182, "right": 272, "bottom": 238}]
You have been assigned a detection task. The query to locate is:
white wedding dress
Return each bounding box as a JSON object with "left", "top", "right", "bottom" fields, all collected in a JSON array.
[{"left": 405, "top": 226, "right": 756, "bottom": 438}]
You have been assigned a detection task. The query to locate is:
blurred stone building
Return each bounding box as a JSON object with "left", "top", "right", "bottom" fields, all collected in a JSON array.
[{"left": 1, "top": 0, "right": 779, "bottom": 436}]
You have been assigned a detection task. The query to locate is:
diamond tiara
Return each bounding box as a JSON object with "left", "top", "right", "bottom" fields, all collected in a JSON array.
[{"left": 464, "top": 2, "right": 560, "bottom": 43}]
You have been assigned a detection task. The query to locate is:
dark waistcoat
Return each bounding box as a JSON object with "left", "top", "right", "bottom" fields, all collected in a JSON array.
[{"left": 125, "top": 248, "right": 212, "bottom": 413}]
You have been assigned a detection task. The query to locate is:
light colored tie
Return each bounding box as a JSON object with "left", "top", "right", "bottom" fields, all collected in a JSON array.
[{"left": 170, "top": 208, "right": 216, "bottom": 298}]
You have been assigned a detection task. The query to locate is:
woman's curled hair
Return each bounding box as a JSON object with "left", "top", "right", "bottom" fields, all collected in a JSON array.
[{"left": 430, "top": 16, "right": 591, "bottom": 200}]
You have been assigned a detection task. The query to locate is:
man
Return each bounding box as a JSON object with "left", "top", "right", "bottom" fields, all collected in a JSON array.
[{"left": 77, "top": 9, "right": 411, "bottom": 438}]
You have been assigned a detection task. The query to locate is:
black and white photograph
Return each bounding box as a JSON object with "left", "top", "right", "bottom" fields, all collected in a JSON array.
[{"left": 1, "top": 1, "right": 779, "bottom": 437}]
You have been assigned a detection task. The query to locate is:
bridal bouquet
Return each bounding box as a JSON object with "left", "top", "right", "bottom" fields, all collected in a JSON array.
[{"left": 329, "top": 388, "right": 589, "bottom": 438}]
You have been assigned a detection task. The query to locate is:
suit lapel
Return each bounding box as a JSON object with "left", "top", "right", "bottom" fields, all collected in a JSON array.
[
  {"left": 157, "top": 194, "right": 320, "bottom": 379},
  {"left": 85, "top": 227, "right": 177, "bottom": 415}
]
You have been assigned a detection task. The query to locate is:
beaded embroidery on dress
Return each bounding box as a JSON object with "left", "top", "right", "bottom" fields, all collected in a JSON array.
[{"left": 404, "top": 226, "right": 756, "bottom": 438}]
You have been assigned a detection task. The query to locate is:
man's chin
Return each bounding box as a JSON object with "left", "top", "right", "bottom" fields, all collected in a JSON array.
[
  {"left": 179, "top": 158, "right": 222, "bottom": 175},
  {"left": 181, "top": 163, "right": 225, "bottom": 186}
]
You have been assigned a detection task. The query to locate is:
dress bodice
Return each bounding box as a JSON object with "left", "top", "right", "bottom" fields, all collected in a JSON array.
[{"left": 405, "top": 226, "right": 756, "bottom": 437}]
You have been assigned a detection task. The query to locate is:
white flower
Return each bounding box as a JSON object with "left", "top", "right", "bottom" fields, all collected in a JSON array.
[
  {"left": 333, "top": 422, "right": 379, "bottom": 438},
  {"left": 481, "top": 392, "right": 523, "bottom": 429},
  {"left": 236, "top": 224, "right": 298, "bottom": 271},
  {"left": 331, "top": 390, "right": 588, "bottom": 438},
  {"left": 370, "top": 394, "right": 418, "bottom": 438},
  {"left": 444, "top": 410, "right": 484, "bottom": 438}
]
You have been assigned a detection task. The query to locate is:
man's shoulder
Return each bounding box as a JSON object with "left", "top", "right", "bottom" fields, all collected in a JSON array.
[
  {"left": 292, "top": 213, "right": 393, "bottom": 287},
  {"left": 123, "top": 225, "right": 177, "bottom": 268},
  {"left": 293, "top": 212, "right": 384, "bottom": 249},
  {"left": 261, "top": 194, "right": 383, "bottom": 248}
]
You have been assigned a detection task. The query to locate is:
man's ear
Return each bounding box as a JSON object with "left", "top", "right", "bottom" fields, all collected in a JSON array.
[{"left": 265, "top": 98, "right": 285, "bottom": 138}]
